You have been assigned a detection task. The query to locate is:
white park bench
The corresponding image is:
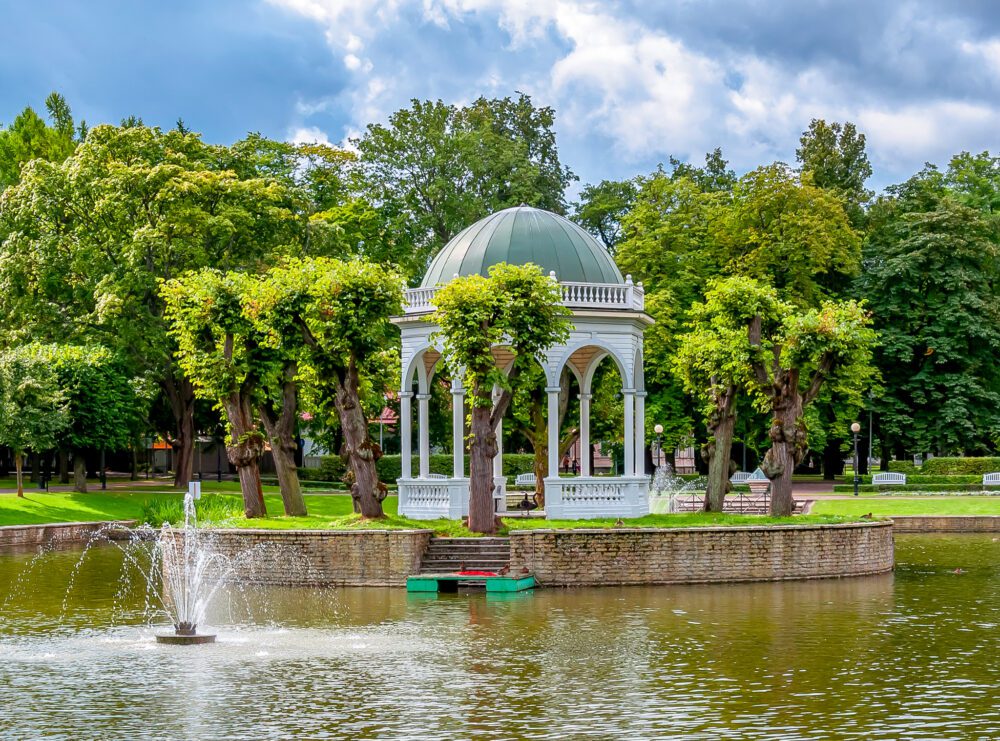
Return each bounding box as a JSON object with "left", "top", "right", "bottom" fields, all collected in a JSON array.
[
  {"left": 872, "top": 472, "right": 906, "bottom": 487},
  {"left": 729, "top": 471, "right": 751, "bottom": 484},
  {"left": 515, "top": 472, "right": 536, "bottom": 487},
  {"left": 983, "top": 472, "right": 1000, "bottom": 488}
]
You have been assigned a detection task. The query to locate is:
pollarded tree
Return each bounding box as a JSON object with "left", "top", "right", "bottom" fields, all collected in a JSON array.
[
  {"left": 674, "top": 278, "right": 785, "bottom": 511},
  {"left": 0, "top": 346, "right": 69, "bottom": 496},
  {"left": 432, "top": 264, "right": 571, "bottom": 534},
  {"left": 256, "top": 257, "right": 404, "bottom": 518},
  {"left": 161, "top": 270, "right": 270, "bottom": 518},
  {"left": 685, "top": 277, "right": 877, "bottom": 515}
]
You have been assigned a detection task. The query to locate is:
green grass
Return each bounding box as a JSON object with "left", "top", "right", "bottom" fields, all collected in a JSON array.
[
  {"left": 811, "top": 498, "right": 1000, "bottom": 516},
  {"left": 0, "top": 491, "right": 153, "bottom": 526}
]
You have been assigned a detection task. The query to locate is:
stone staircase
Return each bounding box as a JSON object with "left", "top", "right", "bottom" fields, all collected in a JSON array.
[{"left": 419, "top": 537, "right": 511, "bottom": 574}]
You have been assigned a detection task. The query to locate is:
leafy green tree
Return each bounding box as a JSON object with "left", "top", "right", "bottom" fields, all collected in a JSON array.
[
  {"left": 31, "top": 344, "right": 150, "bottom": 492},
  {"left": 572, "top": 178, "right": 638, "bottom": 252},
  {"left": 0, "top": 346, "right": 70, "bottom": 496},
  {"left": 0, "top": 124, "right": 301, "bottom": 488},
  {"left": 356, "top": 94, "right": 575, "bottom": 280},
  {"left": 433, "top": 264, "right": 571, "bottom": 533},
  {"left": 162, "top": 270, "right": 272, "bottom": 517},
  {"left": 860, "top": 170, "right": 1000, "bottom": 457},
  {"left": 0, "top": 92, "right": 81, "bottom": 189},
  {"left": 257, "top": 258, "right": 404, "bottom": 518},
  {"left": 673, "top": 279, "right": 780, "bottom": 510},
  {"left": 796, "top": 119, "right": 873, "bottom": 226},
  {"left": 668, "top": 147, "right": 737, "bottom": 193}
]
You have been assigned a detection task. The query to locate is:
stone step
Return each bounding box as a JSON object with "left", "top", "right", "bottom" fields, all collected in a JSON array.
[
  {"left": 420, "top": 537, "right": 512, "bottom": 579},
  {"left": 424, "top": 547, "right": 511, "bottom": 556},
  {"left": 422, "top": 560, "right": 511, "bottom": 570}
]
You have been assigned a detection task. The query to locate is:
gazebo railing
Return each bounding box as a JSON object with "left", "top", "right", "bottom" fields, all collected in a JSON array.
[{"left": 402, "top": 278, "right": 644, "bottom": 315}]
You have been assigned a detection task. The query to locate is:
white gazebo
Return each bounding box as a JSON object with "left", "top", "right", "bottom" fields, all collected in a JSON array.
[{"left": 393, "top": 206, "right": 653, "bottom": 520}]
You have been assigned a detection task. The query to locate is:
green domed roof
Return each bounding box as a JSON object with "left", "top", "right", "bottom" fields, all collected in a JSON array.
[{"left": 420, "top": 206, "right": 624, "bottom": 287}]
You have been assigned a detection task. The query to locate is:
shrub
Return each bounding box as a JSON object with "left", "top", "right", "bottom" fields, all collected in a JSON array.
[
  {"left": 888, "top": 460, "right": 918, "bottom": 474},
  {"left": 832, "top": 483, "right": 991, "bottom": 493},
  {"left": 921, "top": 457, "right": 1000, "bottom": 476},
  {"left": 140, "top": 494, "right": 243, "bottom": 527}
]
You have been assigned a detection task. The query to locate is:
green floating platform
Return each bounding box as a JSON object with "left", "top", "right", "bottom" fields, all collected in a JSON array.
[{"left": 407, "top": 574, "right": 536, "bottom": 593}]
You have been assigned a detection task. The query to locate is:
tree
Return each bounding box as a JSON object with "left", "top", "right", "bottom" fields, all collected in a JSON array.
[
  {"left": 572, "top": 178, "right": 638, "bottom": 252},
  {"left": 432, "top": 264, "right": 571, "bottom": 534},
  {"left": 356, "top": 94, "right": 575, "bottom": 280},
  {"left": 162, "top": 270, "right": 270, "bottom": 518},
  {"left": 668, "top": 147, "right": 737, "bottom": 193},
  {"left": 860, "top": 170, "right": 1000, "bottom": 457},
  {"left": 0, "top": 346, "right": 69, "bottom": 496},
  {"left": 256, "top": 257, "right": 404, "bottom": 518},
  {"left": 0, "top": 92, "right": 81, "bottom": 189},
  {"left": 796, "top": 119, "right": 873, "bottom": 225},
  {"left": 674, "top": 279, "right": 781, "bottom": 510},
  {"left": 742, "top": 283, "right": 876, "bottom": 514},
  {"left": 0, "top": 124, "right": 301, "bottom": 489},
  {"left": 32, "top": 344, "right": 150, "bottom": 492}
]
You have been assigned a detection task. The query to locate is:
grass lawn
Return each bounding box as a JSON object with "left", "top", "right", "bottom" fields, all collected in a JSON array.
[{"left": 811, "top": 498, "right": 1000, "bottom": 516}]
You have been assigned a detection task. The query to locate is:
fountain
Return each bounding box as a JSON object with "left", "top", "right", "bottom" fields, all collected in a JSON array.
[
  {"left": 648, "top": 463, "right": 708, "bottom": 513},
  {"left": 155, "top": 483, "right": 219, "bottom": 644}
]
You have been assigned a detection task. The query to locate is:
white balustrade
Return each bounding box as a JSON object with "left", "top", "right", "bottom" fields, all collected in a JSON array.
[
  {"left": 403, "top": 281, "right": 645, "bottom": 314},
  {"left": 397, "top": 477, "right": 469, "bottom": 519},
  {"left": 544, "top": 476, "right": 650, "bottom": 519}
]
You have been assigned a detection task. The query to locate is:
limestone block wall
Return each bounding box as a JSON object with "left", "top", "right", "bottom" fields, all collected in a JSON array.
[
  {"left": 509, "top": 521, "right": 894, "bottom": 586},
  {"left": 190, "top": 529, "right": 433, "bottom": 587}
]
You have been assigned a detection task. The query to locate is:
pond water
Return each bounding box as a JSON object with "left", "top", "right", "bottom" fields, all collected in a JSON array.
[{"left": 1, "top": 534, "right": 998, "bottom": 740}]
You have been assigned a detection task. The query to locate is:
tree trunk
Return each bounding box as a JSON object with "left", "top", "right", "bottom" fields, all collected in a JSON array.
[
  {"left": 222, "top": 393, "right": 266, "bottom": 518},
  {"left": 762, "top": 391, "right": 806, "bottom": 517},
  {"left": 163, "top": 372, "right": 196, "bottom": 488},
  {"left": 29, "top": 451, "right": 39, "bottom": 483},
  {"left": 15, "top": 451, "right": 24, "bottom": 497},
  {"left": 58, "top": 449, "right": 69, "bottom": 484},
  {"left": 73, "top": 452, "right": 87, "bottom": 493},
  {"left": 258, "top": 367, "right": 307, "bottom": 517},
  {"left": 468, "top": 386, "right": 498, "bottom": 534},
  {"left": 130, "top": 445, "right": 139, "bottom": 481},
  {"left": 704, "top": 391, "right": 736, "bottom": 512},
  {"left": 333, "top": 359, "right": 385, "bottom": 519}
]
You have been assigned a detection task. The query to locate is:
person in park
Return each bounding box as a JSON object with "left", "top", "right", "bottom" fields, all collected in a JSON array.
[{"left": 562, "top": 454, "right": 571, "bottom": 474}]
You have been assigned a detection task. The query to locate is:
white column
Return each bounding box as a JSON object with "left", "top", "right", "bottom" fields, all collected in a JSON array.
[
  {"left": 493, "top": 388, "right": 503, "bottom": 481},
  {"left": 416, "top": 392, "right": 431, "bottom": 478},
  {"left": 579, "top": 392, "right": 592, "bottom": 477},
  {"left": 546, "top": 385, "right": 561, "bottom": 478},
  {"left": 623, "top": 389, "right": 635, "bottom": 476},
  {"left": 399, "top": 391, "right": 413, "bottom": 479},
  {"left": 634, "top": 391, "right": 647, "bottom": 477},
  {"left": 451, "top": 384, "right": 464, "bottom": 478}
]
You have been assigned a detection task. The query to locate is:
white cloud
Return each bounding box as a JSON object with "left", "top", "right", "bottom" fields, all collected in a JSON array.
[
  {"left": 289, "top": 125, "right": 333, "bottom": 145},
  {"left": 268, "top": 0, "right": 1000, "bottom": 188}
]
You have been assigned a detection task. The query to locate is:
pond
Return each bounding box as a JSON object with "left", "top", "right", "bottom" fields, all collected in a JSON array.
[{"left": 1, "top": 534, "right": 998, "bottom": 739}]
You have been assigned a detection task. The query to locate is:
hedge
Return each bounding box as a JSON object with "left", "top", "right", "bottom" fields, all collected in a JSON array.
[
  {"left": 921, "top": 457, "right": 1000, "bottom": 475},
  {"left": 832, "top": 483, "right": 997, "bottom": 493},
  {"left": 861, "top": 474, "right": 984, "bottom": 485},
  {"left": 888, "top": 461, "right": 918, "bottom": 474},
  {"left": 299, "top": 453, "right": 539, "bottom": 484}
]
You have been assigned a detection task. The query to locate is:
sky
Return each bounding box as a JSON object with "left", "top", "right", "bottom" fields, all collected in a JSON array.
[{"left": 3, "top": 0, "right": 1000, "bottom": 193}]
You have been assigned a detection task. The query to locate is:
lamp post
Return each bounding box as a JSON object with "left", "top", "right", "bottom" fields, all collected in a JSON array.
[
  {"left": 653, "top": 424, "right": 664, "bottom": 468},
  {"left": 851, "top": 422, "right": 861, "bottom": 497}
]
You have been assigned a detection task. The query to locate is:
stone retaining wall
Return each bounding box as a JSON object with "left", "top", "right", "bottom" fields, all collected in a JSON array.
[
  {"left": 0, "top": 521, "right": 135, "bottom": 548},
  {"left": 190, "top": 529, "right": 433, "bottom": 587},
  {"left": 891, "top": 516, "right": 1000, "bottom": 533},
  {"left": 509, "top": 521, "right": 893, "bottom": 586}
]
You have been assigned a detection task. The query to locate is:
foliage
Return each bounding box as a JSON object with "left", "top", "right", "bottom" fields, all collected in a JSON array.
[
  {"left": 860, "top": 166, "right": 1000, "bottom": 456},
  {"left": 30, "top": 343, "right": 151, "bottom": 453},
  {"left": 572, "top": 178, "right": 638, "bottom": 251},
  {"left": 796, "top": 119, "right": 873, "bottom": 224},
  {"left": 0, "top": 92, "right": 82, "bottom": 189},
  {"left": 921, "top": 457, "right": 1000, "bottom": 475},
  {"left": 0, "top": 346, "right": 70, "bottom": 457},
  {"left": 140, "top": 494, "right": 243, "bottom": 527},
  {"left": 355, "top": 94, "right": 575, "bottom": 281}
]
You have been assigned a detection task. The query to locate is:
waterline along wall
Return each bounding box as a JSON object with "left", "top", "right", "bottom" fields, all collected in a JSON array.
[{"left": 508, "top": 522, "right": 894, "bottom": 587}]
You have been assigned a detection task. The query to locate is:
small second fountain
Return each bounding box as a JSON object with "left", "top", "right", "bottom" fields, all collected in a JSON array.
[{"left": 648, "top": 463, "right": 708, "bottom": 513}]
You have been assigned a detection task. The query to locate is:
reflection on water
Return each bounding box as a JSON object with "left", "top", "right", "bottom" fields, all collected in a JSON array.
[{"left": 1, "top": 535, "right": 998, "bottom": 739}]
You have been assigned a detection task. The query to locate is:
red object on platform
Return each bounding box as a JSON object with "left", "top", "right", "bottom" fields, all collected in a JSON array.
[{"left": 455, "top": 570, "right": 498, "bottom": 576}]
